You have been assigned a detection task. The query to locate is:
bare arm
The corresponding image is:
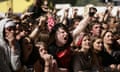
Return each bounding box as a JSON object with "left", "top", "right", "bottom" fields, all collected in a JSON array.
[
  {"left": 72, "top": 6, "right": 98, "bottom": 38},
  {"left": 29, "top": 16, "right": 46, "bottom": 39},
  {"left": 103, "top": 5, "right": 113, "bottom": 22},
  {"left": 43, "top": 54, "right": 53, "bottom": 72},
  {"left": 20, "top": 12, "right": 33, "bottom": 20},
  {"left": 29, "top": 26, "right": 40, "bottom": 39},
  {"left": 60, "top": 9, "right": 69, "bottom": 25},
  {"left": 116, "top": 8, "right": 120, "bottom": 20},
  {"left": 72, "top": 15, "right": 91, "bottom": 38},
  {"left": 103, "top": 9, "right": 110, "bottom": 22}
]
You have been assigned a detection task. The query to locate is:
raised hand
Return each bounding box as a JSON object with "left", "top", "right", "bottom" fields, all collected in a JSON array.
[
  {"left": 38, "top": 16, "right": 47, "bottom": 26},
  {"left": 89, "top": 7, "right": 97, "bottom": 17}
]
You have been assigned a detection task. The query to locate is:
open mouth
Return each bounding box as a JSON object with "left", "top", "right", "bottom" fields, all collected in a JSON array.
[{"left": 64, "top": 37, "right": 68, "bottom": 40}]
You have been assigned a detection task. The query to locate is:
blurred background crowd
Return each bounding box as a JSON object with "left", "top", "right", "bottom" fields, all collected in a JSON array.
[{"left": 0, "top": 0, "right": 120, "bottom": 72}]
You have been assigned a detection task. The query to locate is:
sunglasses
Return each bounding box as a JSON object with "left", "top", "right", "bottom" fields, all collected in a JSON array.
[{"left": 6, "top": 26, "right": 16, "bottom": 31}]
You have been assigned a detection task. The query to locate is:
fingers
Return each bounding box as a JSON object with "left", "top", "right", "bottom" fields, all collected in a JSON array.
[
  {"left": 38, "top": 16, "right": 47, "bottom": 26},
  {"left": 110, "top": 64, "right": 117, "bottom": 71},
  {"left": 24, "top": 12, "right": 33, "bottom": 16},
  {"left": 117, "top": 64, "right": 120, "bottom": 71}
]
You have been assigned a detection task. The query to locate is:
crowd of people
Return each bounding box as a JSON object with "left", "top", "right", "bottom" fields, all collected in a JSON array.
[{"left": 0, "top": 0, "right": 120, "bottom": 72}]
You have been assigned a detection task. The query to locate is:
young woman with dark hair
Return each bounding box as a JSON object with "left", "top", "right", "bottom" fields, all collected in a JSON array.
[
  {"left": 72, "top": 34, "right": 102, "bottom": 72},
  {"left": 48, "top": 23, "right": 73, "bottom": 72},
  {"left": 101, "top": 30, "right": 120, "bottom": 71}
]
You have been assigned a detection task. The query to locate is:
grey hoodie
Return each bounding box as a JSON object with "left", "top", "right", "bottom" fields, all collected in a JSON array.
[{"left": 0, "top": 18, "right": 21, "bottom": 72}]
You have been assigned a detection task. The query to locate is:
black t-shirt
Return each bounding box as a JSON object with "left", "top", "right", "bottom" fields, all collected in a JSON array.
[{"left": 99, "top": 50, "right": 117, "bottom": 67}]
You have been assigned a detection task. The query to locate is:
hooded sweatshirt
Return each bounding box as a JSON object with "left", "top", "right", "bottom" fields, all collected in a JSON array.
[{"left": 0, "top": 18, "right": 21, "bottom": 72}]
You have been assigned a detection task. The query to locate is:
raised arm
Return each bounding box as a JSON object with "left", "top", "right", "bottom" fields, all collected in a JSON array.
[
  {"left": 72, "top": 7, "right": 97, "bottom": 38},
  {"left": 29, "top": 16, "right": 47, "bottom": 39},
  {"left": 72, "top": 16, "right": 91, "bottom": 38},
  {"left": 72, "top": 15, "right": 91, "bottom": 38},
  {"left": 116, "top": 8, "right": 120, "bottom": 20},
  {"left": 102, "top": 4, "right": 113, "bottom": 22},
  {"left": 60, "top": 8, "right": 69, "bottom": 25}
]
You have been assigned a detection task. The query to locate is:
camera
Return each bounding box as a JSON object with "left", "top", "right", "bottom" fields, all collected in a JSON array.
[{"left": 89, "top": 7, "right": 97, "bottom": 17}]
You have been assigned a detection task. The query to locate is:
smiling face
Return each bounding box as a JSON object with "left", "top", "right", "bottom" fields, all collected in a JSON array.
[
  {"left": 93, "top": 38, "right": 103, "bottom": 52},
  {"left": 55, "top": 27, "right": 68, "bottom": 47},
  {"left": 81, "top": 35, "right": 91, "bottom": 50}
]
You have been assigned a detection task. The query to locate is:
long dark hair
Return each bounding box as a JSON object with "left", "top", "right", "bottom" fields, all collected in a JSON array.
[
  {"left": 48, "top": 23, "right": 72, "bottom": 47},
  {"left": 91, "top": 37, "right": 104, "bottom": 72},
  {"left": 33, "top": 0, "right": 42, "bottom": 7},
  {"left": 19, "top": 36, "right": 39, "bottom": 65},
  {"left": 102, "top": 30, "right": 120, "bottom": 50},
  {"left": 91, "top": 37, "right": 103, "bottom": 52}
]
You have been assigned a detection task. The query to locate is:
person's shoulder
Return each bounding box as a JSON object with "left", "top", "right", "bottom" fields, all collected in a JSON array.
[{"left": 73, "top": 51, "right": 84, "bottom": 57}]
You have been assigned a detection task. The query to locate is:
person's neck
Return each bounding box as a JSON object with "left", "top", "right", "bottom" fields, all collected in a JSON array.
[
  {"left": 80, "top": 48, "right": 89, "bottom": 54},
  {"left": 92, "top": 34, "right": 100, "bottom": 38},
  {"left": 56, "top": 42, "right": 64, "bottom": 47},
  {"left": 104, "top": 43, "right": 112, "bottom": 54},
  {"left": 93, "top": 49, "right": 100, "bottom": 54}
]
